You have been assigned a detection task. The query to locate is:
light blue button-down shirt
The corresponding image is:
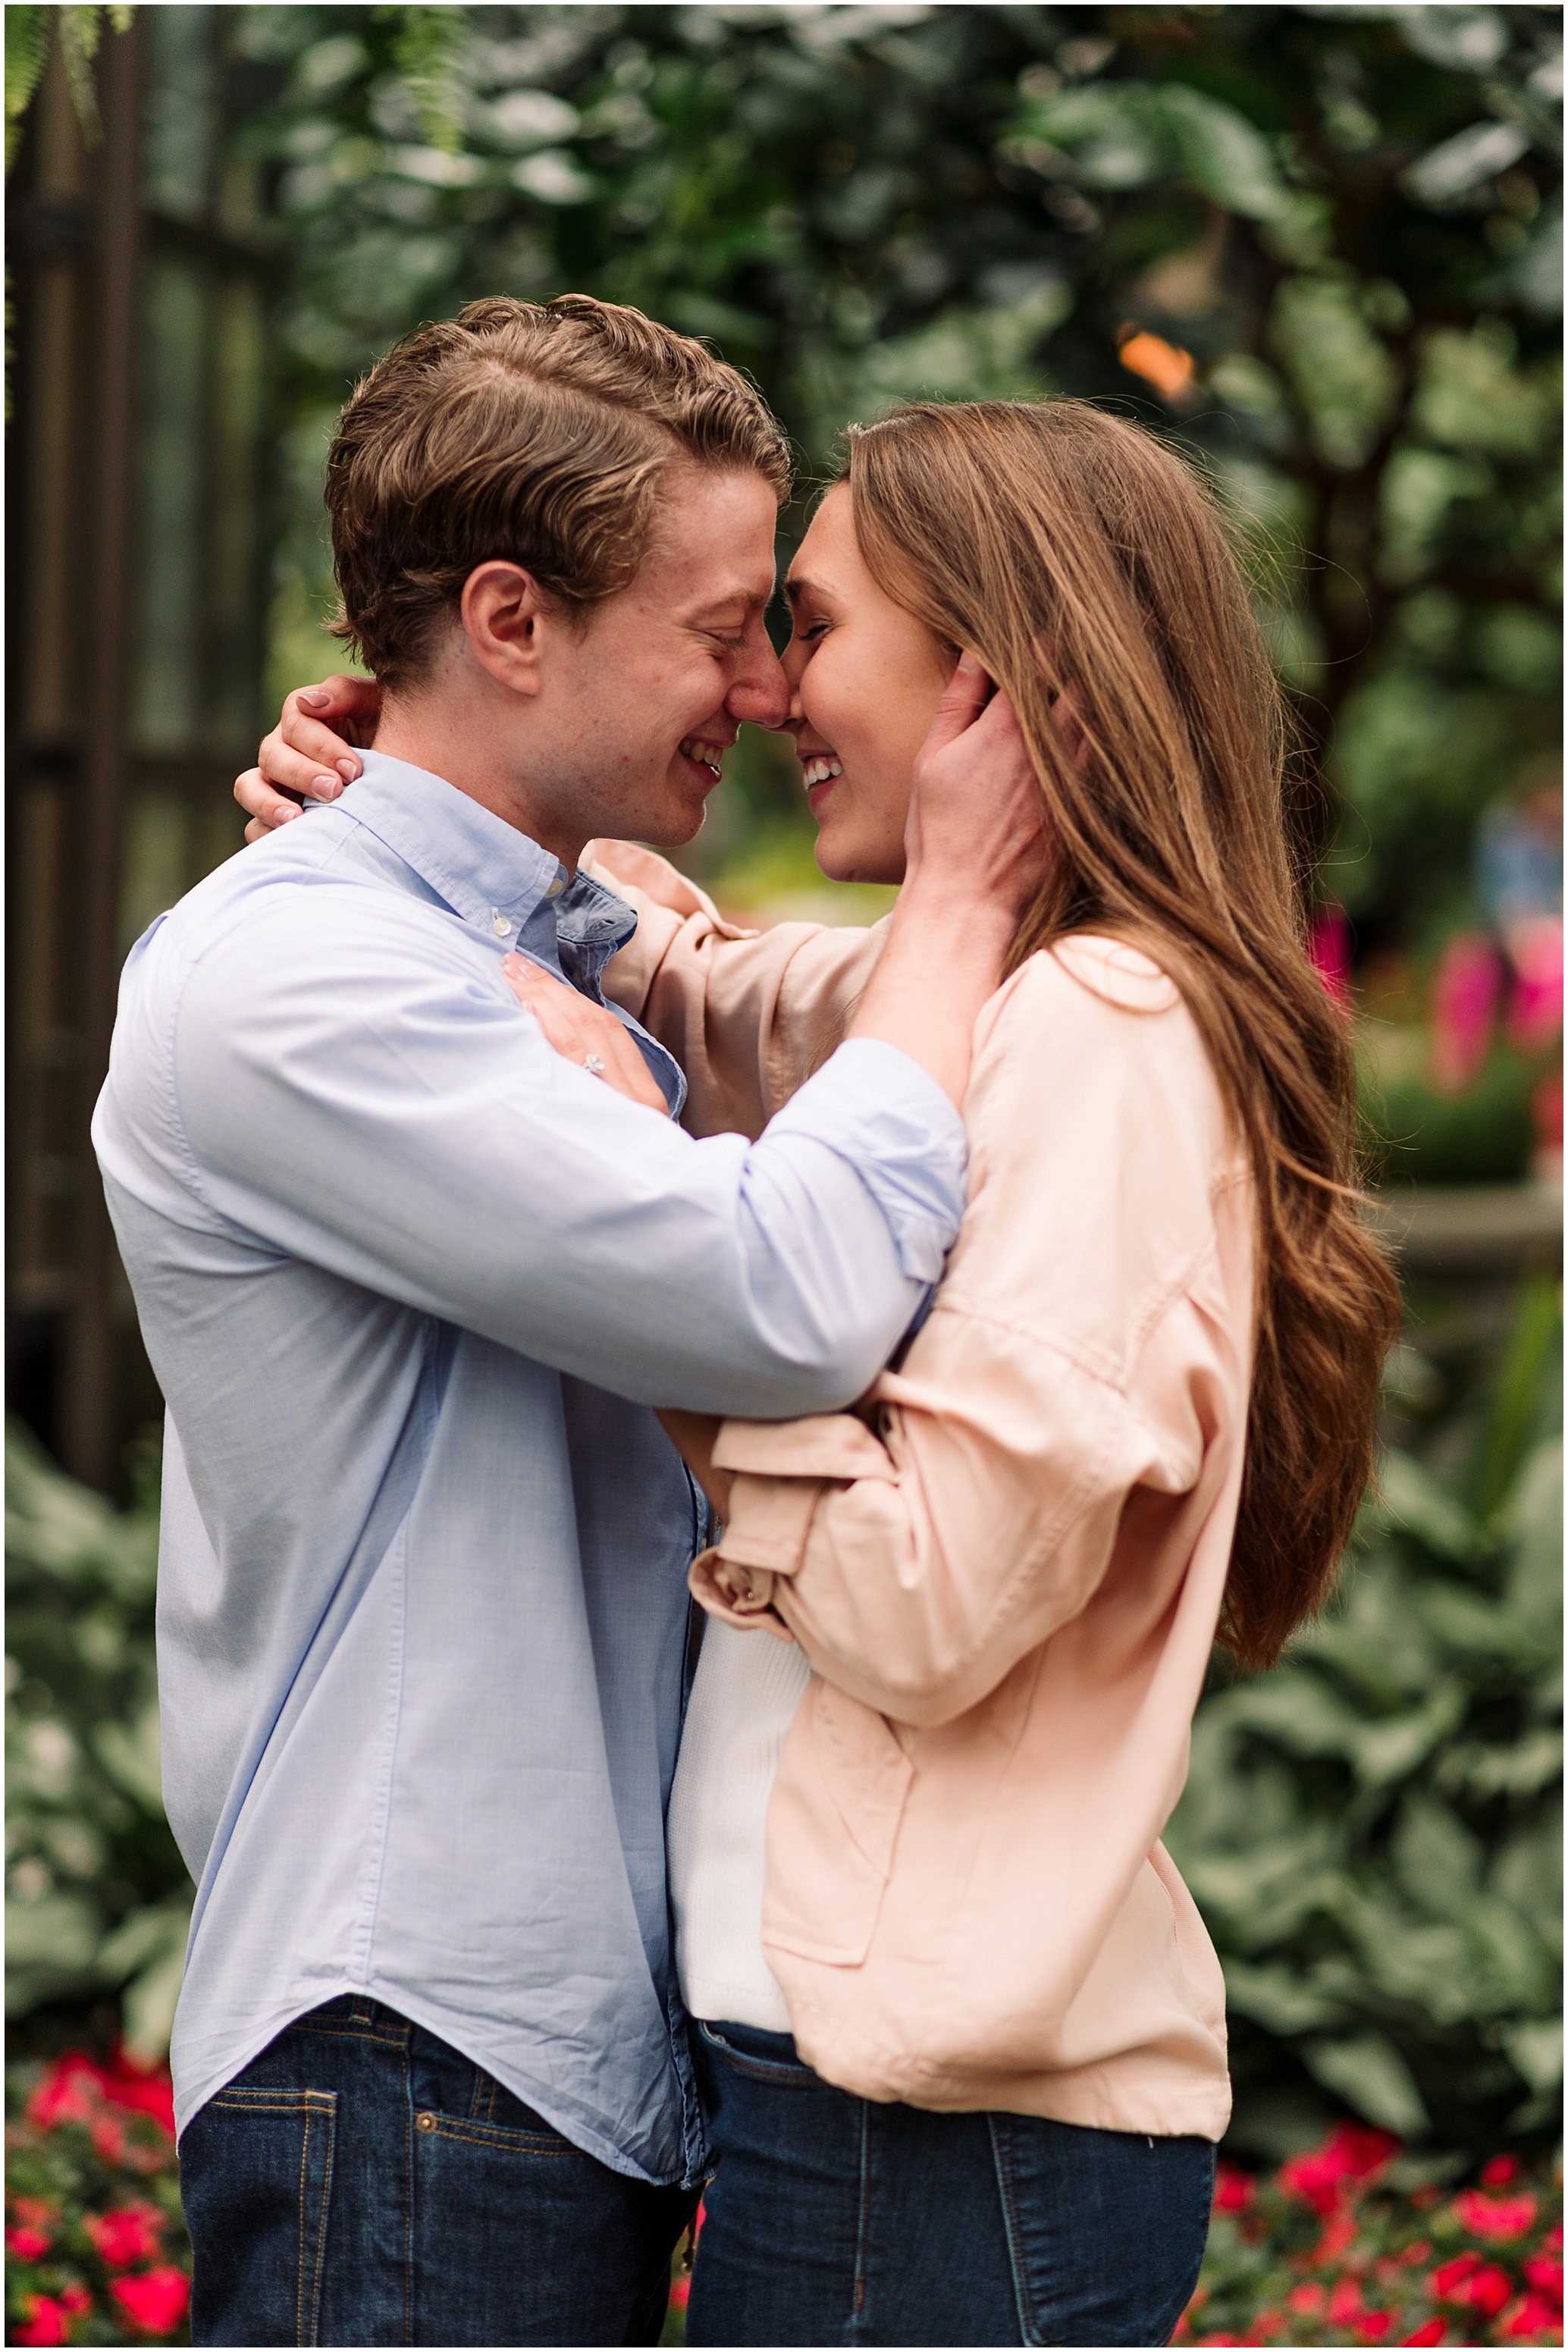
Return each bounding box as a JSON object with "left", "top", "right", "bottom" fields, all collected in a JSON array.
[{"left": 92, "top": 752, "right": 967, "bottom": 2181}]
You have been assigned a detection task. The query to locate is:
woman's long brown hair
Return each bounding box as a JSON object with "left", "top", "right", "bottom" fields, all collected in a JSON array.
[{"left": 845, "top": 400, "right": 1400, "bottom": 1672}]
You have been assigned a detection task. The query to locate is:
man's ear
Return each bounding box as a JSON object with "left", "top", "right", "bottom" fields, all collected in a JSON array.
[{"left": 459, "top": 562, "right": 557, "bottom": 698}]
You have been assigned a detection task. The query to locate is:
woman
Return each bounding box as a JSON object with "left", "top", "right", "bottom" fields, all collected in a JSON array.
[{"left": 239, "top": 398, "right": 1398, "bottom": 2347}]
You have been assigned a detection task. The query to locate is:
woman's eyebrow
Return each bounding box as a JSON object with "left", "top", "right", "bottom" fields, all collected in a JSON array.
[{"left": 785, "top": 572, "right": 833, "bottom": 605}]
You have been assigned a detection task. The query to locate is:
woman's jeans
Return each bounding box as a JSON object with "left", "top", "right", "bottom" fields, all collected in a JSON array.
[
  {"left": 688, "top": 2019, "right": 1214, "bottom": 2348},
  {"left": 179, "top": 1996, "right": 694, "bottom": 2346}
]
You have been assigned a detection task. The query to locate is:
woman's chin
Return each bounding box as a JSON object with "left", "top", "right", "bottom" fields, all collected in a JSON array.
[{"left": 815, "top": 834, "right": 905, "bottom": 889}]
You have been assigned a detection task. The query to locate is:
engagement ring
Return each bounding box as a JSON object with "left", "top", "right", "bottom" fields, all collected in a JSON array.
[{"left": 582, "top": 1054, "right": 606, "bottom": 1076}]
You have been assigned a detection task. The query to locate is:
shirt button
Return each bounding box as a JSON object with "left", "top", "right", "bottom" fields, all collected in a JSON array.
[
  {"left": 490, "top": 910, "right": 513, "bottom": 937},
  {"left": 416, "top": 2111, "right": 437, "bottom": 2134},
  {"left": 546, "top": 873, "right": 565, "bottom": 900}
]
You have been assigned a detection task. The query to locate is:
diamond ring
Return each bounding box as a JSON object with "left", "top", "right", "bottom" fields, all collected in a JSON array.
[{"left": 582, "top": 1054, "right": 606, "bottom": 1076}]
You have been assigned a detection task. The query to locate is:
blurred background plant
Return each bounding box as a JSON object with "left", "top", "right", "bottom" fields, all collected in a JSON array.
[
  {"left": 1168, "top": 1280, "right": 1563, "bottom": 2166},
  {"left": 5, "top": 1426, "right": 193, "bottom": 2070}
]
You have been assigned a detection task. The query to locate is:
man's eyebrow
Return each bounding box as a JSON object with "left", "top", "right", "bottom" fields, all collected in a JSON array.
[{"left": 688, "top": 584, "right": 774, "bottom": 619}]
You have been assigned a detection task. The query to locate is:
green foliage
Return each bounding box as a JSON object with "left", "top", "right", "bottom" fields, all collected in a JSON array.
[
  {"left": 233, "top": 2, "right": 1561, "bottom": 955},
  {"left": 5, "top": 1426, "right": 192, "bottom": 2065},
  {"left": 1168, "top": 1283, "right": 1563, "bottom": 2161},
  {"left": 5, "top": 5, "right": 134, "bottom": 170}
]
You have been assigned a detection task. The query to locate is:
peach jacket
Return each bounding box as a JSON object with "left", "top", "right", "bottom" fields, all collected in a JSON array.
[{"left": 585, "top": 842, "right": 1253, "bottom": 2141}]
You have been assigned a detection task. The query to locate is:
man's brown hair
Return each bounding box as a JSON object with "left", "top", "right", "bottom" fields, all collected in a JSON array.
[{"left": 325, "top": 293, "right": 793, "bottom": 683}]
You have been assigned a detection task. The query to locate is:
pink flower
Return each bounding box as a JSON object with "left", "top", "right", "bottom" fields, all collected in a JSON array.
[
  {"left": 1452, "top": 2188, "right": 1538, "bottom": 2241},
  {"left": 84, "top": 2203, "right": 165, "bottom": 2269},
  {"left": 1505, "top": 914, "right": 1563, "bottom": 1053},
  {"left": 1482, "top": 2156, "right": 1521, "bottom": 2189},
  {"left": 58, "top": 2287, "right": 92, "bottom": 2317},
  {"left": 7, "top": 2223, "right": 54, "bottom": 2258},
  {"left": 1502, "top": 2291, "right": 1566, "bottom": 2342},
  {"left": 1309, "top": 905, "right": 1353, "bottom": 1014},
  {"left": 1359, "top": 2312, "right": 1395, "bottom": 2341},
  {"left": 1287, "top": 2284, "right": 1327, "bottom": 2314},
  {"left": 1401, "top": 2240, "right": 1435, "bottom": 2267},
  {"left": 1215, "top": 2163, "right": 1256, "bottom": 2213},
  {"left": 1328, "top": 2277, "right": 1364, "bottom": 2325},
  {"left": 1432, "top": 2253, "right": 1482, "bottom": 2299},
  {"left": 1429, "top": 932, "right": 1503, "bottom": 1090},
  {"left": 109, "top": 2266, "right": 190, "bottom": 2337},
  {"left": 14, "top": 2297, "right": 71, "bottom": 2347},
  {"left": 1397, "top": 2323, "right": 1447, "bottom": 2347},
  {"left": 1523, "top": 2258, "right": 1563, "bottom": 2307}
]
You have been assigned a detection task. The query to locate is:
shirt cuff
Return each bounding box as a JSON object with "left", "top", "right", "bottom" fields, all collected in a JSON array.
[
  {"left": 765, "top": 1038, "right": 967, "bottom": 1283},
  {"left": 714, "top": 1472, "right": 823, "bottom": 1575}
]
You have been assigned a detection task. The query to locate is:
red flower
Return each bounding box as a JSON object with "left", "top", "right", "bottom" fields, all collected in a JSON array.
[
  {"left": 1502, "top": 2291, "right": 1565, "bottom": 2343},
  {"left": 11, "top": 2197, "right": 58, "bottom": 2228},
  {"left": 1287, "top": 2284, "right": 1327, "bottom": 2315},
  {"left": 1316, "top": 2210, "right": 1360, "bottom": 2263},
  {"left": 58, "top": 2287, "right": 92, "bottom": 2317},
  {"left": 84, "top": 2203, "right": 165, "bottom": 2269},
  {"left": 1452, "top": 2189, "right": 1538, "bottom": 2241},
  {"left": 1546, "top": 2225, "right": 1563, "bottom": 2253},
  {"left": 109, "top": 2266, "right": 190, "bottom": 2337},
  {"left": 1359, "top": 2313, "right": 1395, "bottom": 2341},
  {"left": 1482, "top": 2156, "right": 1521, "bottom": 2190},
  {"left": 1401, "top": 2240, "right": 1435, "bottom": 2266},
  {"left": 1465, "top": 2266, "right": 1515, "bottom": 2319},
  {"left": 7, "top": 2223, "right": 54, "bottom": 2259},
  {"left": 1432, "top": 2253, "right": 1482, "bottom": 2299},
  {"left": 1397, "top": 2324, "right": 1447, "bottom": 2347},
  {"left": 1328, "top": 2278, "right": 1364, "bottom": 2326},
  {"left": 1214, "top": 2163, "right": 1256, "bottom": 2214},
  {"left": 89, "top": 2115, "right": 128, "bottom": 2165},
  {"left": 23, "top": 2049, "right": 176, "bottom": 2140},
  {"left": 26, "top": 2054, "right": 105, "bottom": 2131},
  {"left": 14, "top": 2297, "right": 71, "bottom": 2347},
  {"left": 97, "top": 2049, "right": 177, "bottom": 2137},
  {"left": 1522, "top": 2258, "right": 1563, "bottom": 2307},
  {"left": 1280, "top": 2124, "right": 1400, "bottom": 2213}
]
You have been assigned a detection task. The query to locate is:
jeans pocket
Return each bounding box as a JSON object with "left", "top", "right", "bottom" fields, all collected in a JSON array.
[
  {"left": 695, "top": 2020, "right": 820, "bottom": 2087},
  {"left": 989, "top": 2115, "right": 1214, "bottom": 2348},
  {"left": 183, "top": 2085, "right": 337, "bottom": 2347}
]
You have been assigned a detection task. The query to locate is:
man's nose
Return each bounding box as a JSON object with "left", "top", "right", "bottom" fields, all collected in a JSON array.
[{"left": 725, "top": 638, "right": 791, "bottom": 732}]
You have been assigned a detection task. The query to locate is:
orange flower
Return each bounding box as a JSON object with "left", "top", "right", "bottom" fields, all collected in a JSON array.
[{"left": 1117, "top": 329, "right": 1196, "bottom": 401}]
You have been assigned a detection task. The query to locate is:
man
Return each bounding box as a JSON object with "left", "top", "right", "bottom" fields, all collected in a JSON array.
[{"left": 96, "top": 295, "right": 1037, "bottom": 2346}]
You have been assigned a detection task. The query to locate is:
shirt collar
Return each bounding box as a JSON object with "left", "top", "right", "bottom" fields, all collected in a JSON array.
[{"left": 330, "top": 751, "right": 639, "bottom": 979}]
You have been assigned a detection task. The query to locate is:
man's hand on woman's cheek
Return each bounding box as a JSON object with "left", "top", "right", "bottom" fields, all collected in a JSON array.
[{"left": 235, "top": 675, "right": 383, "bottom": 840}]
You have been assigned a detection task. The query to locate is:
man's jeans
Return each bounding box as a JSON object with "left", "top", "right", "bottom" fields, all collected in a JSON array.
[
  {"left": 688, "top": 2019, "right": 1214, "bottom": 2347},
  {"left": 180, "top": 1996, "right": 695, "bottom": 2347}
]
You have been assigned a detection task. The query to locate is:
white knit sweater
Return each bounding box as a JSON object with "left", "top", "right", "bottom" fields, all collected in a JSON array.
[{"left": 666, "top": 1620, "right": 811, "bottom": 2031}]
